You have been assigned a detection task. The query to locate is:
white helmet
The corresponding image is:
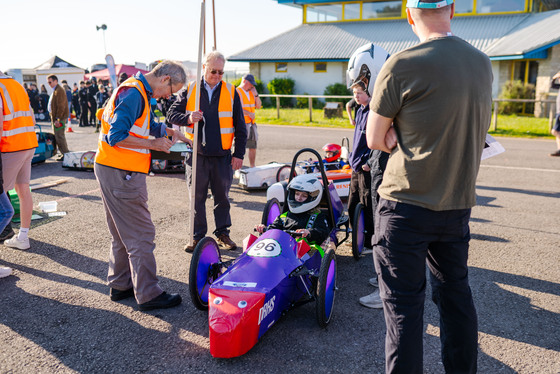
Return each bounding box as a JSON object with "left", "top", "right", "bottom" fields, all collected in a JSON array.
[
  {"left": 286, "top": 174, "right": 323, "bottom": 214},
  {"left": 346, "top": 43, "right": 390, "bottom": 96}
]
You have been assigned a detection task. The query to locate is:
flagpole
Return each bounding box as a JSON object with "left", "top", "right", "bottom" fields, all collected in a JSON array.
[{"left": 189, "top": 0, "right": 205, "bottom": 248}]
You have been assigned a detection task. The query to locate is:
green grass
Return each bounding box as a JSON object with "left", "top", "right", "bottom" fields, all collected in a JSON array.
[
  {"left": 257, "top": 108, "right": 554, "bottom": 138},
  {"left": 488, "top": 114, "right": 553, "bottom": 138}
]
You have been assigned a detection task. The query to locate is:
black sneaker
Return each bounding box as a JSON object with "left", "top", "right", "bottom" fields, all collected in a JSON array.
[
  {"left": 549, "top": 150, "right": 560, "bottom": 157},
  {"left": 0, "top": 224, "right": 15, "bottom": 242}
]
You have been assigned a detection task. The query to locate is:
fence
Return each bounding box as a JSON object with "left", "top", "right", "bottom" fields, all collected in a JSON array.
[
  {"left": 260, "top": 94, "right": 352, "bottom": 122},
  {"left": 260, "top": 94, "right": 558, "bottom": 130}
]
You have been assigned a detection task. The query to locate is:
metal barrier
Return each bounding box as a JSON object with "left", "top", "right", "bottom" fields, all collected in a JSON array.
[
  {"left": 259, "top": 94, "right": 558, "bottom": 130},
  {"left": 260, "top": 94, "right": 352, "bottom": 122}
]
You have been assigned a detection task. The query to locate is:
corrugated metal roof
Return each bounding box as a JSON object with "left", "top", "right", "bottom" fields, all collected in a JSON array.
[
  {"left": 228, "top": 11, "right": 560, "bottom": 61},
  {"left": 484, "top": 9, "right": 560, "bottom": 56}
]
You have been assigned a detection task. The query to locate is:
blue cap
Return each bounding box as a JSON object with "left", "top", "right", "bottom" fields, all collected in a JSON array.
[{"left": 407, "top": 0, "right": 453, "bottom": 8}]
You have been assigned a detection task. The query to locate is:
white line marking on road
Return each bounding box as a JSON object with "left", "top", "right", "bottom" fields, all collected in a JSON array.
[{"left": 480, "top": 165, "right": 560, "bottom": 173}]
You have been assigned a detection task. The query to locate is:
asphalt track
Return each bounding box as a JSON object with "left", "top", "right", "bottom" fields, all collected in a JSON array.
[{"left": 0, "top": 123, "right": 558, "bottom": 373}]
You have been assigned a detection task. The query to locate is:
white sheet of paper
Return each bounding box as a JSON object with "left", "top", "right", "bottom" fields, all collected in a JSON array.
[{"left": 481, "top": 134, "right": 505, "bottom": 160}]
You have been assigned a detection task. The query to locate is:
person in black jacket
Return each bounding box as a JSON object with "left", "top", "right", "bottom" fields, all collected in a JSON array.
[
  {"left": 255, "top": 174, "right": 330, "bottom": 247},
  {"left": 78, "top": 81, "right": 89, "bottom": 127},
  {"left": 166, "top": 51, "right": 246, "bottom": 253},
  {"left": 86, "top": 80, "right": 97, "bottom": 126},
  {"left": 71, "top": 83, "right": 80, "bottom": 120}
]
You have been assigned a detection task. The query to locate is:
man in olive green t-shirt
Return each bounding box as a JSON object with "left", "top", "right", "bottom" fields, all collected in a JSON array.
[{"left": 366, "top": 0, "right": 492, "bottom": 372}]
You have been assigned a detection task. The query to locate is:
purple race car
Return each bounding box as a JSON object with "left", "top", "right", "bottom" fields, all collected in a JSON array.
[{"left": 189, "top": 148, "right": 367, "bottom": 358}]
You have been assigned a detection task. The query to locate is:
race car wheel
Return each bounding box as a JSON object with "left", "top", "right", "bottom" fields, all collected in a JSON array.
[
  {"left": 189, "top": 237, "right": 222, "bottom": 311},
  {"left": 316, "top": 248, "right": 337, "bottom": 328},
  {"left": 151, "top": 159, "right": 168, "bottom": 172},
  {"left": 351, "top": 203, "right": 365, "bottom": 261},
  {"left": 276, "top": 165, "right": 293, "bottom": 182},
  {"left": 262, "top": 198, "right": 281, "bottom": 226},
  {"left": 80, "top": 151, "right": 96, "bottom": 168}
]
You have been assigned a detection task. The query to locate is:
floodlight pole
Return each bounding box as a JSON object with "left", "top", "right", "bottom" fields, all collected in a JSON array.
[{"left": 96, "top": 24, "right": 108, "bottom": 56}]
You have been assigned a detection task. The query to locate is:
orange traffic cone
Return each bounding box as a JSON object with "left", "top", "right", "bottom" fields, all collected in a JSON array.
[{"left": 66, "top": 127, "right": 74, "bottom": 133}]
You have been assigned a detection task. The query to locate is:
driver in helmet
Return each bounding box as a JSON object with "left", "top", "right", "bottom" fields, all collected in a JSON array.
[
  {"left": 322, "top": 143, "right": 346, "bottom": 170},
  {"left": 255, "top": 174, "right": 330, "bottom": 246}
]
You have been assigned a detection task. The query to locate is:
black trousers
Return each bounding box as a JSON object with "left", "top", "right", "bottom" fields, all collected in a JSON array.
[
  {"left": 373, "top": 198, "right": 478, "bottom": 374},
  {"left": 89, "top": 101, "right": 97, "bottom": 125},
  {"left": 347, "top": 169, "right": 374, "bottom": 247},
  {"left": 185, "top": 153, "right": 233, "bottom": 240},
  {"left": 79, "top": 103, "right": 88, "bottom": 126}
]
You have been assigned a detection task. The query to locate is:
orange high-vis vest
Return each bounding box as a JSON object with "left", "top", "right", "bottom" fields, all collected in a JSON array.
[
  {"left": 0, "top": 77, "right": 38, "bottom": 153},
  {"left": 94, "top": 77, "right": 151, "bottom": 174},
  {"left": 184, "top": 81, "right": 235, "bottom": 150},
  {"left": 236, "top": 87, "right": 256, "bottom": 125}
]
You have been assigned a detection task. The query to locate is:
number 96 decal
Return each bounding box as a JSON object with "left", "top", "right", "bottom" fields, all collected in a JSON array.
[{"left": 247, "top": 239, "right": 282, "bottom": 258}]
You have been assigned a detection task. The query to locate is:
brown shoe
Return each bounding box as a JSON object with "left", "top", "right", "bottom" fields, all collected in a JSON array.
[
  {"left": 184, "top": 239, "right": 199, "bottom": 253},
  {"left": 550, "top": 150, "right": 560, "bottom": 157},
  {"left": 217, "top": 234, "right": 237, "bottom": 250}
]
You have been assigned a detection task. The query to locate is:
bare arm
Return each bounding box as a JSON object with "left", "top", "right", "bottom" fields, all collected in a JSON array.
[
  {"left": 346, "top": 100, "right": 355, "bottom": 126},
  {"left": 115, "top": 135, "right": 173, "bottom": 153},
  {"left": 252, "top": 88, "right": 262, "bottom": 109},
  {"left": 366, "top": 110, "right": 397, "bottom": 153},
  {"left": 165, "top": 127, "right": 192, "bottom": 146}
]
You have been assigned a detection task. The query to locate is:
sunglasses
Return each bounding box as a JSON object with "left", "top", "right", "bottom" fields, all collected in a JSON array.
[{"left": 209, "top": 69, "right": 224, "bottom": 75}]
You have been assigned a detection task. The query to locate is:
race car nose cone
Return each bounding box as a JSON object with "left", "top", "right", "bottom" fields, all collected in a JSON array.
[{"left": 209, "top": 288, "right": 266, "bottom": 358}]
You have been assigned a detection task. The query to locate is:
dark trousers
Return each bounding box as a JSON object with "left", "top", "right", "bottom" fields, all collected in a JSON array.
[
  {"left": 347, "top": 169, "right": 374, "bottom": 247},
  {"left": 185, "top": 153, "right": 233, "bottom": 240},
  {"left": 373, "top": 198, "right": 478, "bottom": 374},
  {"left": 89, "top": 101, "right": 97, "bottom": 125},
  {"left": 79, "top": 103, "right": 88, "bottom": 126}
]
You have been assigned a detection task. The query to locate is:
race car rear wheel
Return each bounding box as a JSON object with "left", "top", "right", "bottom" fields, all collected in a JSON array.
[
  {"left": 276, "top": 165, "right": 292, "bottom": 182},
  {"left": 351, "top": 203, "right": 365, "bottom": 261},
  {"left": 316, "top": 248, "right": 337, "bottom": 328},
  {"left": 262, "top": 198, "right": 282, "bottom": 226},
  {"left": 151, "top": 159, "right": 168, "bottom": 172},
  {"left": 80, "top": 151, "right": 96, "bottom": 168},
  {"left": 189, "top": 237, "right": 222, "bottom": 310}
]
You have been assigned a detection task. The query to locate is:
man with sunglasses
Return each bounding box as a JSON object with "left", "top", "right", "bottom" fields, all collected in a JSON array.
[
  {"left": 167, "top": 51, "right": 247, "bottom": 252},
  {"left": 95, "top": 60, "right": 191, "bottom": 311}
]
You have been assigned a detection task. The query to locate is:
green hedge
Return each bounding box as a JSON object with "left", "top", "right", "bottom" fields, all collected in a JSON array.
[{"left": 267, "top": 77, "right": 295, "bottom": 107}]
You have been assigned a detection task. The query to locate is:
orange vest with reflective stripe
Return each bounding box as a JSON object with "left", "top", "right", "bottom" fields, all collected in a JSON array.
[
  {"left": 94, "top": 77, "right": 151, "bottom": 174},
  {"left": 236, "top": 87, "right": 256, "bottom": 125},
  {"left": 184, "top": 81, "right": 235, "bottom": 150},
  {"left": 0, "top": 77, "right": 38, "bottom": 153}
]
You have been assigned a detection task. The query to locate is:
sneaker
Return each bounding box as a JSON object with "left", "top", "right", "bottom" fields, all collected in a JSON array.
[
  {"left": 4, "top": 236, "right": 30, "bottom": 250},
  {"left": 184, "top": 239, "right": 199, "bottom": 253},
  {"left": 66, "top": 127, "right": 74, "bottom": 133},
  {"left": 0, "top": 225, "right": 15, "bottom": 242},
  {"left": 369, "top": 277, "right": 379, "bottom": 287},
  {"left": 217, "top": 233, "right": 237, "bottom": 250},
  {"left": 359, "top": 289, "right": 383, "bottom": 309},
  {"left": 549, "top": 150, "right": 560, "bottom": 157},
  {"left": 0, "top": 267, "right": 12, "bottom": 278}
]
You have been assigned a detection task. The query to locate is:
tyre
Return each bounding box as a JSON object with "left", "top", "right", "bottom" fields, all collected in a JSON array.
[
  {"left": 151, "top": 159, "right": 168, "bottom": 172},
  {"left": 351, "top": 202, "right": 365, "bottom": 261},
  {"left": 276, "top": 165, "right": 292, "bottom": 182},
  {"left": 316, "top": 248, "right": 337, "bottom": 328},
  {"left": 80, "top": 151, "right": 96, "bottom": 168},
  {"left": 189, "top": 237, "right": 222, "bottom": 310},
  {"left": 261, "top": 197, "right": 281, "bottom": 226}
]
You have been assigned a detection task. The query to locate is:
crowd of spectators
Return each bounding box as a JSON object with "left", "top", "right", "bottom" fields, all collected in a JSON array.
[{"left": 22, "top": 73, "right": 130, "bottom": 130}]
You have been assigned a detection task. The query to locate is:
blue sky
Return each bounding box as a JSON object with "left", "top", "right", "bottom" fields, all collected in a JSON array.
[{"left": 2, "top": 0, "right": 301, "bottom": 71}]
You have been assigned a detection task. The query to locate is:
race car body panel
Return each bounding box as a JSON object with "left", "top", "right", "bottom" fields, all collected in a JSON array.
[{"left": 208, "top": 229, "right": 320, "bottom": 358}]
